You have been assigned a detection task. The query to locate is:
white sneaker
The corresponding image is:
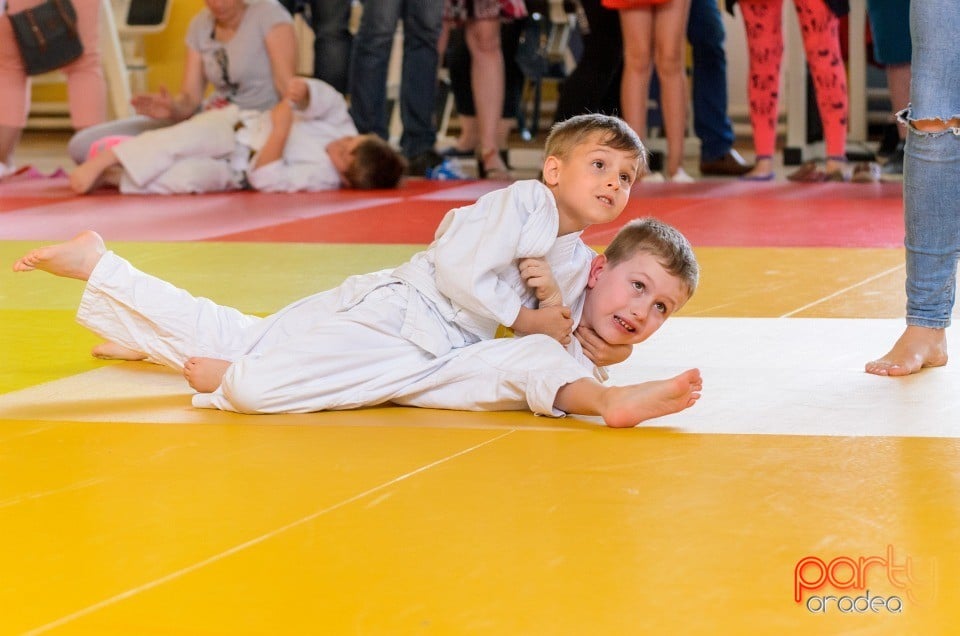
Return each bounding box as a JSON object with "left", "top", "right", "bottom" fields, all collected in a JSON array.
[
  {"left": 641, "top": 171, "right": 665, "bottom": 183},
  {"left": 667, "top": 167, "right": 695, "bottom": 183}
]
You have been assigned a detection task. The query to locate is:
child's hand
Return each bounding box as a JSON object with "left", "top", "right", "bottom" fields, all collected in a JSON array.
[
  {"left": 519, "top": 257, "right": 562, "bottom": 307},
  {"left": 512, "top": 305, "right": 573, "bottom": 345},
  {"left": 284, "top": 77, "right": 310, "bottom": 110},
  {"left": 575, "top": 324, "right": 633, "bottom": 367}
]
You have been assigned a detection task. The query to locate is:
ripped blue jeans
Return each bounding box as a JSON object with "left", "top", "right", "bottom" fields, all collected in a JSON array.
[{"left": 900, "top": 0, "right": 960, "bottom": 329}]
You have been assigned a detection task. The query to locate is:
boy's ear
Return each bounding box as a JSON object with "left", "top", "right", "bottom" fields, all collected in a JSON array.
[
  {"left": 542, "top": 155, "right": 561, "bottom": 186},
  {"left": 586, "top": 254, "right": 608, "bottom": 288}
]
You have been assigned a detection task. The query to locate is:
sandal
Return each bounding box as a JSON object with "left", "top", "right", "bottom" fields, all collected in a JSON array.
[
  {"left": 477, "top": 148, "right": 513, "bottom": 181},
  {"left": 824, "top": 156, "right": 851, "bottom": 182},
  {"left": 851, "top": 161, "right": 882, "bottom": 183},
  {"left": 740, "top": 171, "right": 775, "bottom": 181},
  {"left": 787, "top": 161, "right": 827, "bottom": 183},
  {"left": 825, "top": 169, "right": 850, "bottom": 182}
]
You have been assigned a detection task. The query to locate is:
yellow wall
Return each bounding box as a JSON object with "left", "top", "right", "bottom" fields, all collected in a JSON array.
[{"left": 140, "top": 0, "right": 206, "bottom": 92}]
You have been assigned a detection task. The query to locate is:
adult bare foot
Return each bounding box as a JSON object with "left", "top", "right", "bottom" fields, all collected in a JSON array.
[
  {"left": 183, "top": 357, "right": 231, "bottom": 393},
  {"left": 12, "top": 230, "right": 105, "bottom": 280},
  {"left": 865, "top": 326, "right": 948, "bottom": 376},
  {"left": 601, "top": 368, "right": 703, "bottom": 428},
  {"left": 92, "top": 341, "right": 147, "bottom": 361}
]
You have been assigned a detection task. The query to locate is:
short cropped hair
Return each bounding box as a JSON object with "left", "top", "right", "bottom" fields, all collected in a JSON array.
[
  {"left": 604, "top": 218, "right": 700, "bottom": 298},
  {"left": 544, "top": 114, "right": 647, "bottom": 176},
  {"left": 345, "top": 136, "right": 406, "bottom": 190}
]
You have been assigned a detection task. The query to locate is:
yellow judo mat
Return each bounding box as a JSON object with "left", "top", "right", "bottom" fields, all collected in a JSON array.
[{"left": 2, "top": 240, "right": 959, "bottom": 635}]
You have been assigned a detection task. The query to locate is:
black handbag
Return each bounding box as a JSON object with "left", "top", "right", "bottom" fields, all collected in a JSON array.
[{"left": 8, "top": 0, "right": 84, "bottom": 76}]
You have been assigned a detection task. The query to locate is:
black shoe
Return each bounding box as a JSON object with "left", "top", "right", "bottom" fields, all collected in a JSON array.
[
  {"left": 881, "top": 142, "right": 904, "bottom": 175},
  {"left": 440, "top": 146, "right": 475, "bottom": 158},
  {"left": 405, "top": 150, "right": 443, "bottom": 177},
  {"left": 877, "top": 123, "right": 901, "bottom": 158},
  {"left": 648, "top": 150, "right": 664, "bottom": 173}
]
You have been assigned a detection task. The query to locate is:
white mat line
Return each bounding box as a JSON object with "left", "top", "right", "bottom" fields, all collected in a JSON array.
[
  {"left": 780, "top": 264, "right": 905, "bottom": 318},
  {"left": 24, "top": 430, "right": 516, "bottom": 635},
  {"left": 0, "top": 477, "right": 108, "bottom": 511}
]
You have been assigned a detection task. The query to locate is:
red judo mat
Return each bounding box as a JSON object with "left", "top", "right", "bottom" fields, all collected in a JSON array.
[{"left": 0, "top": 175, "right": 904, "bottom": 248}]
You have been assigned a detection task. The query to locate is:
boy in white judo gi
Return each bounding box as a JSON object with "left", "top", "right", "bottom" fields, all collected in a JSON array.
[
  {"left": 68, "top": 77, "right": 406, "bottom": 195},
  {"left": 14, "top": 115, "right": 703, "bottom": 427}
]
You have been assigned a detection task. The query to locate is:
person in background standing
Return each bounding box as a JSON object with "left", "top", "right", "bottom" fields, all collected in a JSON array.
[
  {"left": 349, "top": 0, "right": 444, "bottom": 177},
  {"left": 554, "top": 0, "right": 623, "bottom": 123},
  {"left": 440, "top": 21, "right": 524, "bottom": 167},
  {"left": 445, "top": 0, "right": 527, "bottom": 180},
  {"left": 278, "top": 0, "right": 353, "bottom": 94},
  {"left": 733, "top": 0, "right": 850, "bottom": 182},
  {"left": 605, "top": 0, "right": 694, "bottom": 183},
  {"left": 688, "top": 0, "right": 751, "bottom": 177},
  {"left": 865, "top": 0, "right": 958, "bottom": 377},
  {"left": 865, "top": 0, "right": 911, "bottom": 176},
  {"left": 0, "top": 0, "right": 106, "bottom": 177}
]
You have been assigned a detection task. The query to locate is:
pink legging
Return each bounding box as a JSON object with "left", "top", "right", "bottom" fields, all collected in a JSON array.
[
  {"left": 739, "top": 0, "right": 848, "bottom": 159},
  {"left": 0, "top": 0, "right": 106, "bottom": 129}
]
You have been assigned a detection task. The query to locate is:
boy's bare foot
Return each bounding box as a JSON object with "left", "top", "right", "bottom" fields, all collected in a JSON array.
[
  {"left": 183, "top": 357, "right": 231, "bottom": 393},
  {"left": 70, "top": 162, "right": 104, "bottom": 194},
  {"left": 865, "top": 326, "right": 948, "bottom": 376},
  {"left": 69, "top": 147, "right": 119, "bottom": 194},
  {"left": 92, "top": 341, "right": 147, "bottom": 361},
  {"left": 12, "top": 230, "right": 105, "bottom": 280},
  {"left": 601, "top": 368, "right": 703, "bottom": 428}
]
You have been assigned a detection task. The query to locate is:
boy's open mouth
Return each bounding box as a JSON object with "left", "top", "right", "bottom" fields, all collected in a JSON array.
[{"left": 614, "top": 315, "right": 635, "bottom": 332}]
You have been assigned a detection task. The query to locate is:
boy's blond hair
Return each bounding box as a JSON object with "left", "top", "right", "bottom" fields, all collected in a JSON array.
[
  {"left": 344, "top": 136, "right": 406, "bottom": 190},
  {"left": 544, "top": 114, "right": 647, "bottom": 176},
  {"left": 604, "top": 218, "right": 700, "bottom": 299}
]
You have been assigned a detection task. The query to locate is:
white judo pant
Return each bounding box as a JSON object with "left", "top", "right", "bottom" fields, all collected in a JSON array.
[
  {"left": 111, "top": 107, "right": 243, "bottom": 194},
  {"left": 77, "top": 253, "right": 593, "bottom": 416}
]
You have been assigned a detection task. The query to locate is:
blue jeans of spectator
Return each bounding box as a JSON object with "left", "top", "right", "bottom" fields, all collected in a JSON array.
[
  {"left": 903, "top": 0, "right": 960, "bottom": 329},
  {"left": 310, "top": 0, "right": 353, "bottom": 94},
  {"left": 276, "top": 0, "right": 352, "bottom": 93},
  {"left": 687, "top": 0, "right": 734, "bottom": 162},
  {"left": 349, "top": 0, "right": 443, "bottom": 159}
]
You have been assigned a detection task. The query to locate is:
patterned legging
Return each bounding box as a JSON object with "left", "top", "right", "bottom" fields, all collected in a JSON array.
[{"left": 739, "top": 0, "right": 848, "bottom": 159}]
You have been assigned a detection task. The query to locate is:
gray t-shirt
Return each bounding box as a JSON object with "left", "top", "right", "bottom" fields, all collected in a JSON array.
[{"left": 185, "top": 0, "right": 293, "bottom": 111}]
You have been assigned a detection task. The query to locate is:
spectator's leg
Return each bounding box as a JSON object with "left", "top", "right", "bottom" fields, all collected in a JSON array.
[
  {"left": 349, "top": 0, "right": 403, "bottom": 140},
  {"left": 397, "top": 0, "right": 443, "bottom": 160},
  {"left": 0, "top": 7, "right": 30, "bottom": 171},
  {"left": 651, "top": 0, "right": 692, "bottom": 178},
  {"left": 902, "top": 0, "right": 960, "bottom": 331},
  {"left": 792, "top": 0, "right": 848, "bottom": 173},
  {"left": 465, "top": 18, "right": 508, "bottom": 175},
  {"left": 555, "top": 0, "right": 623, "bottom": 122},
  {"left": 63, "top": 0, "right": 107, "bottom": 130},
  {"left": 738, "top": 0, "right": 784, "bottom": 179},
  {"left": 687, "top": 0, "right": 734, "bottom": 163},
  {"left": 310, "top": 0, "right": 353, "bottom": 93}
]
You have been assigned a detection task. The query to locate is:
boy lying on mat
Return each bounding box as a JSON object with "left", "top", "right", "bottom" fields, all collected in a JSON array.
[
  {"left": 14, "top": 222, "right": 701, "bottom": 427},
  {"left": 70, "top": 77, "right": 405, "bottom": 195}
]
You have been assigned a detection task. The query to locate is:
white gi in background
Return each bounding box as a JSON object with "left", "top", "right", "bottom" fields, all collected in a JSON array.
[
  {"left": 111, "top": 79, "right": 355, "bottom": 194},
  {"left": 77, "top": 180, "right": 604, "bottom": 416}
]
